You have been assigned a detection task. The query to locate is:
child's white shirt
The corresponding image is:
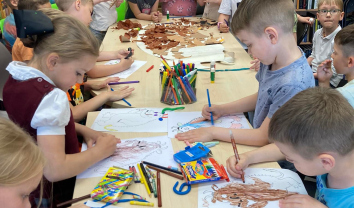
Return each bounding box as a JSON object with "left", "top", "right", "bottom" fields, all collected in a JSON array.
[
  {"left": 6, "top": 61, "right": 70, "bottom": 136},
  {"left": 90, "top": 1, "right": 118, "bottom": 32}
]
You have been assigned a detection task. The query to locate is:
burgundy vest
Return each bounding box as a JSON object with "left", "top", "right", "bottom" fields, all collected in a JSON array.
[{"left": 3, "top": 76, "right": 79, "bottom": 208}]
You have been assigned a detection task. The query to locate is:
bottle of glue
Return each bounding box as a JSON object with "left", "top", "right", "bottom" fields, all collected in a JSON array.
[
  {"left": 167, "top": 11, "right": 170, "bottom": 22},
  {"left": 210, "top": 60, "right": 215, "bottom": 83}
]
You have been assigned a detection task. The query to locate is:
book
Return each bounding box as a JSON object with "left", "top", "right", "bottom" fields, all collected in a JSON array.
[
  {"left": 179, "top": 158, "right": 227, "bottom": 185},
  {"left": 90, "top": 167, "right": 133, "bottom": 205}
]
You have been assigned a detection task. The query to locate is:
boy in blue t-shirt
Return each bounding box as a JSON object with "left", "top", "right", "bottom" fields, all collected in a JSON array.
[
  {"left": 175, "top": 0, "right": 314, "bottom": 146},
  {"left": 227, "top": 87, "right": 354, "bottom": 208}
]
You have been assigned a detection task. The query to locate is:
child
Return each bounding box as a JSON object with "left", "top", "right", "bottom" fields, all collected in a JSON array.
[
  {"left": 308, "top": 0, "right": 344, "bottom": 87},
  {"left": 3, "top": 9, "right": 120, "bottom": 207},
  {"left": 11, "top": 0, "right": 52, "bottom": 62},
  {"left": 160, "top": 0, "right": 197, "bottom": 17},
  {"left": 125, "top": 0, "right": 162, "bottom": 22},
  {"left": 2, "top": 0, "right": 18, "bottom": 53},
  {"left": 175, "top": 0, "right": 315, "bottom": 146},
  {"left": 197, "top": 0, "right": 221, "bottom": 21},
  {"left": 56, "top": 0, "right": 134, "bottom": 77},
  {"left": 0, "top": 118, "right": 89, "bottom": 208},
  {"left": 227, "top": 87, "right": 354, "bottom": 207},
  {"left": 89, "top": 0, "right": 124, "bottom": 43}
]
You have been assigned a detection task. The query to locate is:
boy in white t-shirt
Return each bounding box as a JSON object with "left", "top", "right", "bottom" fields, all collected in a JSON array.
[{"left": 90, "top": 0, "right": 124, "bottom": 43}]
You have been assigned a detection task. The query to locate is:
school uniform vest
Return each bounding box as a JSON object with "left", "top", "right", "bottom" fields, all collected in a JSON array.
[{"left": 3, "top": 76, "right": 79, "bottom": 208}]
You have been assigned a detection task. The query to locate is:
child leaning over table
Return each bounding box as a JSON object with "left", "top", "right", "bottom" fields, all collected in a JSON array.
[
  {"left": 125, "top": 0, "right": 162, "bottom": 22},
  {"left": 175, "top": 0, "right": 315, "bottom": 146},
  {"left": 308, "top": 0, "right": 345, "bottom": 88},
  {"left": 227, "top": 87, "right": 354, "bottom": 208},
  {"left": 56, "top": 0, "right": 135, "bottom": 77}
]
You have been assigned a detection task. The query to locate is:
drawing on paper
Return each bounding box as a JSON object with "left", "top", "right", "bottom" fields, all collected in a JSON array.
[
  {"left": 78, "top": 136, "right": 177, "bottom": 179},
  {"left": 91, "top": 108, "right": 168, "bottom": 132},
  {"left": 198, "top": 168, "right": 308, "bottom": 208},
  {"left": 105, "top": 59, "right": 147, "bottom": 79},
  {"left": 167, "top": 112, "right": 250, "bottom": 138}
]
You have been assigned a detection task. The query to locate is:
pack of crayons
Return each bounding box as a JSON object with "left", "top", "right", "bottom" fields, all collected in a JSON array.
[
  {"left": 179, "top": 158, "right": 229, "bottom": 184},
  {"left": 90, "top": 166, "right": 133, "bottom": 204},
  {"left": 160, "top": 58, "right": 197, "bottom": 105}
]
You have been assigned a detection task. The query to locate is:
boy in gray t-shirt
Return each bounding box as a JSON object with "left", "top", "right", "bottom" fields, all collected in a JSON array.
[{"left": 175, "top": 0, "right": 314, "bottom": 146}]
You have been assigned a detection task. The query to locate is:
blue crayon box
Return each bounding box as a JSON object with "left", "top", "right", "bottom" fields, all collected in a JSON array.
[{"left": 173, "top": 143, "right": 211, "bottom": 163}]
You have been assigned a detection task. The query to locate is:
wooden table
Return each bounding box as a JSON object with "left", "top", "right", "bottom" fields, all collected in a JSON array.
[
  {"left": 91, "top": 17, "right": 259, "bottom": 109},
  {"left": 74, "top": 17, "right": 280, "bottom": 208}
]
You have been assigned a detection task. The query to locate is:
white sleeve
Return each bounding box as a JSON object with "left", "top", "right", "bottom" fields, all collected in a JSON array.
[
  {"left": 31, "top": 88, "right": 70, "bottom": 136},
  {"left": 218, "top": 0, "right": 232, "bottom": 15}
]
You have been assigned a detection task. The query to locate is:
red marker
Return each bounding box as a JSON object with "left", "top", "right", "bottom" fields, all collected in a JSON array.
[{"left": 146, "top": 65, "right": 154, "bottom": 72}]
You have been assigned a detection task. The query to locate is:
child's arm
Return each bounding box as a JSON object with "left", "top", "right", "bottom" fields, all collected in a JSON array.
[
  {"left": 226, "top": 143, "right": 284, "bottom": 178},
  {"left": 279, "top": 195, "right": 328, "bottom": 208},
  {"left": 97, "top": 49, "right": 134, "bottom": 62},
  {"left": 128, "top": 0, "right": 160, "bottom": 22},
  {"left": 86, "top": 57, "right": 134, "bottom": 78},
  {"left": 218, "top": 13, "right": 229, "bottom": 33},
  {"left": 115, "top": 0, "right": 124, "bottom": 7},
  {"left": 70, "top": 85, "right": 134, "bottom": 122},
  {"left": 37, "top": 132, "right": 120, "bottom": 182}
]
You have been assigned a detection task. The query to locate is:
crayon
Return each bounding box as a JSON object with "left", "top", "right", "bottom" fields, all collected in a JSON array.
[{"left": 130, "top": 201, "right": 154, "bottom": 206}]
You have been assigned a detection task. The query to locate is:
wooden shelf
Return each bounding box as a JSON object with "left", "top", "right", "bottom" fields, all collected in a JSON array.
[
  {"left": 296, "top": 9, "right": 318, "bottom": 12},
  {"left": 300, "top": 42, "right": 312, "bottom": 45}
]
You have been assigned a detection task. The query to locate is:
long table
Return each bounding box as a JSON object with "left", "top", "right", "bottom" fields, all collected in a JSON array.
[{"left": 73, "top": 17, "right": 280, "bottom": 208}]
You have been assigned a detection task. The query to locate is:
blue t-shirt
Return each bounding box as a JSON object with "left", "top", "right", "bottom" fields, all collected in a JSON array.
[
  {"left": 316, "top": 174, "right": 354, "bottom": 207},
  {"left": 253, "top": 51, "right": 315, "bottom": 128},
  {"left": 337, "top": 79, "right": 354, "bottom": 108}
]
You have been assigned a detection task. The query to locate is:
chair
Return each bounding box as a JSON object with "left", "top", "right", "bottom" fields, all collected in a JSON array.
[
  {"left": 296, "top": 21, "right": 309, "bottom": 46},
  {"left": 0, "top": 42, "right": 11, "bottom": 118},
  {"left": 116, "top": 0, "right": 127, "bottom": 21},
  {"left": 51, "top": 3, "right": 59, "bottom": 10}
]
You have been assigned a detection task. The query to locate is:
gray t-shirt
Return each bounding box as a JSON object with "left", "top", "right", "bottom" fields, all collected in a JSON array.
[
  {"left": 126, "top": 0, "right": 156, "bottom": 19},
  {"left": 253, "top": 51, "right": 315, "bottom": 128}
]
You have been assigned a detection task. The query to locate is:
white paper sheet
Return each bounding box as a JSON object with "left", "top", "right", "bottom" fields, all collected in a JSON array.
[
  {"left": 105, "top": 59, "right": 147, "bottom": 79},
  {"left": 198, "top": 168, "right": 308, "bottom": 208},
  {"left": 78, "top": 136, "right": 177, "bottom": 179},
  {"left": 85, "top": 200, "right": 122, "bottom": 208},
  {"left": 91, "top": 108, "right": 168, "bottom": 132},
  {"left": 167, "top": 112, "right": 250, "bottom": 138}
]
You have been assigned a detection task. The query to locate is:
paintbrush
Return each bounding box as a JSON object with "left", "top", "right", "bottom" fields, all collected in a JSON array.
[{"left": 230, "top": 130, "right": 245, "bottom": 183}]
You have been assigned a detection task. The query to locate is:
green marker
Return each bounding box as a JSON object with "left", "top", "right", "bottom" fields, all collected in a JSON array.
[{"left": 210, "top": 60, "right": 215, "bottom": 83}]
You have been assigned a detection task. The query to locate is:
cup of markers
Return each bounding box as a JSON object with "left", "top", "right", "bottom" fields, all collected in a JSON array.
[{"left": 160, "top": 59, "right": 197, "bottom": 105}]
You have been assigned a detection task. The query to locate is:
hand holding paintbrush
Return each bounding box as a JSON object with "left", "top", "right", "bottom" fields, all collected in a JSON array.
[{"left": 229, "top": 130, "right": 245, "bottom": 183}]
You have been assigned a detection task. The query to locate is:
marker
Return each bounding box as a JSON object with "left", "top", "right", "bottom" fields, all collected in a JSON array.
[
  {"left": 167, "top": 10, "right": 170, "bottom": 22},
  {"left": 146, "top": 65, "right": 154, "bottom": 72},
  {"left": 224, "top": 19, "right": 229, "bottom": 26},
  {"left": 130, "top": 201, "right": 154, "bottom": 206},
  {"left": 210, "top": 60, "right": 215, "bottom": 83},
  {"left": 108, "top": 81, "right": 139, "bottom": 85},
  {"left": 207, "top": 89, "right": 214, "bottom": 125},
  {"left": 110, "top": 88, "right": 131, "bottom": 106}
]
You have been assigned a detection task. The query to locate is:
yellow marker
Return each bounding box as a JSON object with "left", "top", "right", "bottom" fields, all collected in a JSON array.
[
  {"left": 137, "top": 164, "right": 152, "bottom": 197},
  {"left": 161, "top": 60, "right": 171, "bottom": 71},
  {"left": 189, "top": 74, "right": 197, "bottom": 84},
  {"left": 130, "top": 201, "right": 154, "bottom": 207}
]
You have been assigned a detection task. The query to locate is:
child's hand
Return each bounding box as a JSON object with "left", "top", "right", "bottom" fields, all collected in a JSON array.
[
  {"left": 250, "top": 58, "right": 260, "bottom": 72},
  {"left": 226, "top": 153, "right": 250, "bottom": 178},
  {"left": 175, "top": 127, "right": 214, "bottom": 143},
  {"left": 219, "top": 23, "right": 229, "bottom": 33},
  {"left": 116, "top": 49, "right": 135, "bottom": 59},
  {"left": 158, "top": 11, "right": 162, "bottom": 22},
  {"left": 297, "top": 15, "right": 314, "bottom": 26},
  {"left": 106, "top": 85, "right": 135, "bottom": 101},
  {"left": 279, "top": 195, "right": 328, "bottom": 208},
  {"left": 317, "top": 60, "right": 332, "bottom": 84},
  {"left": 119, "top": 57, "right": 134, "bottom": 70},
  {"left": 87, "top": 77, "right": 121, "bottom": 90},
  {"left": 151, "top": 12, "right": 159, "bottom": 23},
  {"left": 95, "top": 133, "right": 121, "bottom": 158},
  {"left": 202, "top": 104, "right": 224, "bottom": 120}
]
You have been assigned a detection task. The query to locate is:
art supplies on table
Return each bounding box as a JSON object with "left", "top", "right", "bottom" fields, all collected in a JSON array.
[
  {"left": 173, "top": 143, "right": 212, "bottom": 163},
  {"left": 160, "top": 59, "right": 197, "bottom": 105},
  {"left": 179, "top": 158, "right": 228, "bottom": 185},
  {"left": 105, "top": 59, "right": 147, "bottom": 79},
  {"left": 90, "top": 167, "right": 133, "bottom": 204}
]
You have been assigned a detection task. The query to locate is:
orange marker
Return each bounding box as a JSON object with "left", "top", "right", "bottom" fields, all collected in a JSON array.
[{"left": 146, "top": 65, "right": 154, "bottom": 72}]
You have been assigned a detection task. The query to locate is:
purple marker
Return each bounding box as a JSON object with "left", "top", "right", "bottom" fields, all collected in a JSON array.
[
  {"left": 224, "top": 19, "right": 229, "bottom": 27},
  {"left": 108, "top": 81, "right": 140, "bottom": 85}
]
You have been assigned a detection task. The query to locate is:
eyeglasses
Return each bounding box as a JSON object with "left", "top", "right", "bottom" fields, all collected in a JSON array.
[{"left": 318, "top": 9, "right": 341, "bottom": 15}]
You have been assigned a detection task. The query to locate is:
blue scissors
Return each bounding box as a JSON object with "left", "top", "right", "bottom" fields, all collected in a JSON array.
[{"left": 173, "top": 181, "right": 191, "bottom": 195}]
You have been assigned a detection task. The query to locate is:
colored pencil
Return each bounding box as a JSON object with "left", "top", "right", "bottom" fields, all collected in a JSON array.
[
  {"left": 157, "top": 171, "right": 162, "bottom": 207},
  {"left": 132, "top": 166, "right": 140, "bottom": 182},
  {"left": 137, "top": 163, "right": 152, "bottom": 197},
  {"left": 56, "top": 194, "right": 90, "bottom": 208},
  {"left": 207, "top": 89, "right": 214, "bottom": 125},
  {"left": 230, "top": 130, "right": 245, "bottom": 183},
  {"left": 142, "top": 161, "right": 182, "bottom": 175},
  {"left": 146, "top": 65, "right": 154, "bottom": 72},
  {"left": 110, "top": 88, "right": 132, "bottom": 106},
  {"left": 108, "top": 81, "right": 140, "bottom": 85},
  {"left": 146, "top": 165, "right": 184, "bottom": 180},
  {"left": 140, "top": 163, "right": 153, "bottom": 194}
]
